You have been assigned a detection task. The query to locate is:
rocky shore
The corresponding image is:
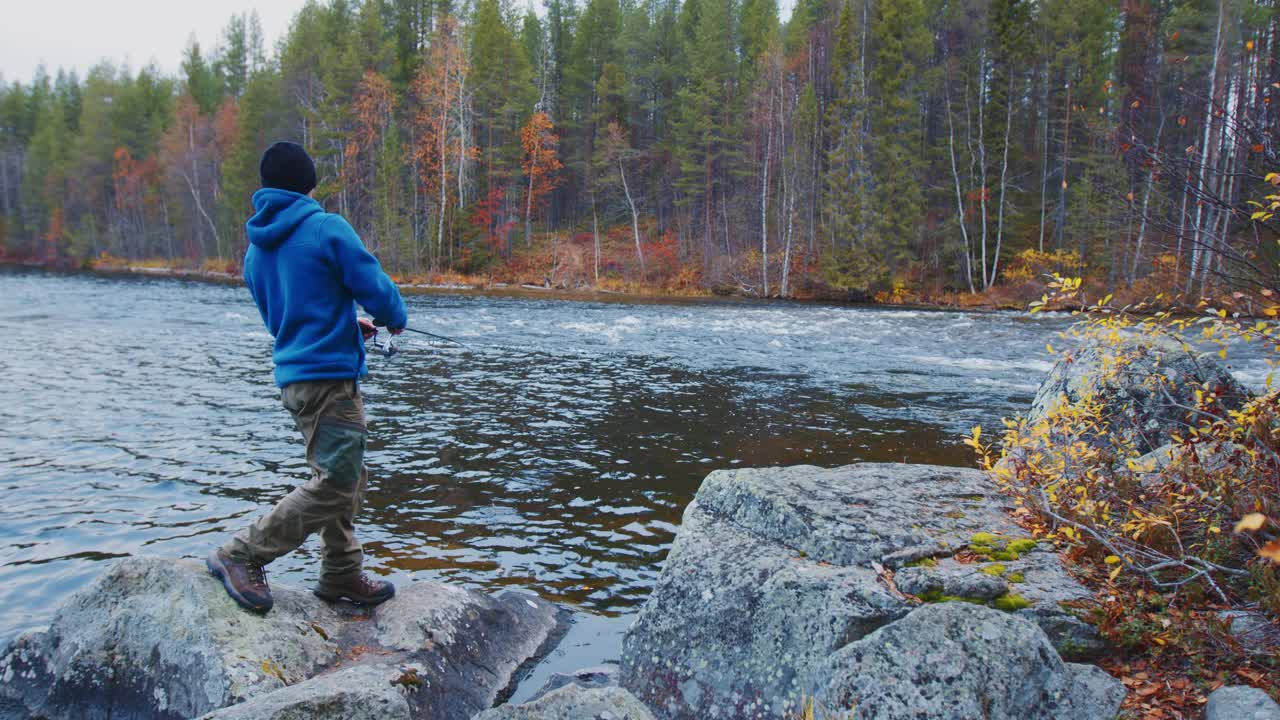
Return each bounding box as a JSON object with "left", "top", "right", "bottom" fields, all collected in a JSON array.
[{"left": 4, "top": 331, "right": 1277, "bottom": 719}]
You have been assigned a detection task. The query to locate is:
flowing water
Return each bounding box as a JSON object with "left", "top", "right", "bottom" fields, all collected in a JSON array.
[{"left": 1, "top": 269, "right": 1271, "bottom": 692}]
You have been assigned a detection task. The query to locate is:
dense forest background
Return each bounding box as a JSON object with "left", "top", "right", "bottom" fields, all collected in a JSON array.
[{"left": 1, "top": 0, "right": 1279, "bottom": 301}]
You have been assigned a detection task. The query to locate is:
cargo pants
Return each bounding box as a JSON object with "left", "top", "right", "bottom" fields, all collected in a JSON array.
[{"left": 224, "top": 379, "right": 369, "bottom": 586}]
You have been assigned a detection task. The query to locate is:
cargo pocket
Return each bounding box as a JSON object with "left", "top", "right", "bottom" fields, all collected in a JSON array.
[{"left": 313, "top": 418, "right": 366, "bottom": 491}]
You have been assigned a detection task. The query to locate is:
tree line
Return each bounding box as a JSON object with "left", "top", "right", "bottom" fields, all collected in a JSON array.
[{"left": 1, "top": 0, "right": 1278, "bottom": 300}]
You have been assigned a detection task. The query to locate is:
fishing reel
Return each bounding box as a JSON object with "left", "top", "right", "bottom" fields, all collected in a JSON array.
[{"left": 371, "top": 330, "right": 399, "bottom": 358}]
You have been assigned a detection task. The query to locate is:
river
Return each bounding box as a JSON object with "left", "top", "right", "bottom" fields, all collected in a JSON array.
[{"left": 1, "top": 269, "right": 1271, "bottom": 692}]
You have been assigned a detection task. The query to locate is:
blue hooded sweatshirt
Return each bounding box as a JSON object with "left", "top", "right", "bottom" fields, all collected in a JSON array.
[{"left": 243, "top": 188, "right": 408, "bottom": 388}]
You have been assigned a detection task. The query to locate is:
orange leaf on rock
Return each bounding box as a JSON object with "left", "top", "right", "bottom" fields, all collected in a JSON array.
[
  {"left": 1260, "top": 539, "right": 1280, "bottom": 563},
  {"left": 1235, "top": 513, "right": 1268, "bottom": 532}
]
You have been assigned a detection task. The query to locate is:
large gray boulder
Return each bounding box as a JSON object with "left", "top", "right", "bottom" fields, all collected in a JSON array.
[
  {"left": 0, "top": 557, "right": 565, "bottom": 720},
  {"left": 1205, "top": 685, "right": 1280, "bottom": 720},
  {"left": 618, "top": 463, "right": 1113, "bottom": 720},
  {"left": 1025, "top": 334, "right": 1250, "bottom": 457},
  {"left": 198, "top": 666, "right": 412, "bottom": 720},
  {"left": 817, "top": 603, "right": 1124, "bottom": 719},
  {"left": 472, "top": 685, "right": 657, "bottom": 720}
]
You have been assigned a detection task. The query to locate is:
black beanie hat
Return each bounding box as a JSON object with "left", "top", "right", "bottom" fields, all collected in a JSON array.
[{"left": 259, "top": 141, "right": 317, "bottom": 195}]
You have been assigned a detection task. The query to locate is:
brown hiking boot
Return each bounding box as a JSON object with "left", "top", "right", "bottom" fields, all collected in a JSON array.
[
  {"left": 313, "top": 573, "right": 396, "bottom": 606},
  {"left": 207, "top": 548, "right": 274, "bottom": 613}
]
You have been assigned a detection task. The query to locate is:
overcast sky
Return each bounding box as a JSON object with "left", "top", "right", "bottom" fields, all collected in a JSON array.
[
  {"left": 0, "top": 0, "right": 310, "bottom": 84},
  {"left": 1, "top": 0, "right": 797, "bottom": 86}
]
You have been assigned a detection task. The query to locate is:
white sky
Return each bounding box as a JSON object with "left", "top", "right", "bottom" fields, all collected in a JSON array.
[
  {"left": 1, "top": 0, "right": 798, "bottom": 86},
  {"left": 0, "top": 0, "right": 310, "bottom": 84}
]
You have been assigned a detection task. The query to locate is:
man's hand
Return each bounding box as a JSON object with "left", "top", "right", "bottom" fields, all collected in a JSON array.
[
  {"left": 370, "top": 318, "right": 405, "bottom": 335},
  {"left": 358, "top": 317, "right": 377, "bottom": 341}
]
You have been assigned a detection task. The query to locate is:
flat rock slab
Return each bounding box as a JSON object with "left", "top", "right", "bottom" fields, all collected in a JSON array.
[
  {"left": 619, "top": 463, "right": 1112, "bottom": 720},
  {"left": 473, "top": 685, "right": 657, "bottom": 720},
  {"left": 1206, "top": 686, "right": 1280, "bottom": 720},
  {"left": 0, "top": 557, "right": 565, "bottom": 720}
]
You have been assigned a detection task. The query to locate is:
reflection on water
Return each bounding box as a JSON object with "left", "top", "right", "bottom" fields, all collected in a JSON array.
[{"left": 2, "top": 270, "right": 1268, "bottom": 649}]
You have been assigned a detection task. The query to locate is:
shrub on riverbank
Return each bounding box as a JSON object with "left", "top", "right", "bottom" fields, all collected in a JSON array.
[{"left": 969, "top": 275, "right": 1280, "bottom": 714}]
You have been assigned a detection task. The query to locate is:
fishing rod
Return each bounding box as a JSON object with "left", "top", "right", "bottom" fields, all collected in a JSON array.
[{"left": 367, "top": 318, "right": 469, "bottom": 358}]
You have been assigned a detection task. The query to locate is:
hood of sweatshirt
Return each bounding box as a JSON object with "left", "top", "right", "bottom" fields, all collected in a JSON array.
[{"left": 246, "top": 188, "right": 324, "bottom": 251}]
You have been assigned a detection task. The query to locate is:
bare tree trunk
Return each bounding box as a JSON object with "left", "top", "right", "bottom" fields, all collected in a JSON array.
[
  {"left": 760, "top": 97, "right": 773, "bottom": 297},
  {"left": 1175, "top": 175, "right": 1190, "bottom": 278},
  {"left": 977, "top": 46, "right": 990, "bottom": 290},
  {"left": 1055, "top": 79, "right": 1072, "bottom": 253},
  {"left": 620, "top": 156, "right": 644, "bottom": 278},
  {"left": 438, "top": 51, "right": 451, "bottom": 273},
  {"left": 591, "top": 192, "right": 601, "bottom": 285},
  {"left": 1130, "top": 115, "right": 1164, "bottom": 282},
  {"left": 186, "top": 124, "right": 219, "bottom": 258},
  {"left": 991, "top": 72, "right": 1015, "bottom": 288},
  {"left": 524, "top": 151, "right": 537, "bottom": 248},
  {"left": 182, "top": 170, "right": 220, "bottom": 259},
  {"left": 1038, "top": 61, "right": 1050, "bottom": 251},
  {"left": 781, "top": 89, "right": 796, "bottom": 299},
  {"left": 703, "top": 145, "right": 713, "bottom": 271},
  {"left": 1188, "top": 0, "right": 1227, "bottom": 293},
  {"left": 946, "top": 82, "right": 977, "bottom": 294},
  {"left": 161, "top": 190, "right": 175, "bottom": 261}
]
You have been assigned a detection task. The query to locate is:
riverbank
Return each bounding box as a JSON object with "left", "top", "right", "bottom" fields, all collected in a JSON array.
[
  {"left": 12, "top": 254, "right": 1268, "bottom": 319},
  {"left": 0, "top": 256, "right": 1029, "bottom": 312}
]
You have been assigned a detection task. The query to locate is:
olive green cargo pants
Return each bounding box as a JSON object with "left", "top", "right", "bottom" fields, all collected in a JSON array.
[{"left": 224, "top": 379, "right": 369, "bottom": 585}]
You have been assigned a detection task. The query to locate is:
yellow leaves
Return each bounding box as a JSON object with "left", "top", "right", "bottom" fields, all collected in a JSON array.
[
  {"left": 1235, "top": 513, "right": 1268, "bottom": 532},
  {"left": 1105, "top": 555, "right": 1121, "bottom": 565},
  {"left": 966, "top": 425, "right": 982, "bottom": 447},
  {"left": 962, "top": 425, "right": 994, "bottom": 470}
]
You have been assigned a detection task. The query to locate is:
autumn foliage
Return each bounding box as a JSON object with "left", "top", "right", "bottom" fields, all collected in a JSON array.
[{"left": 520, "top": 112, "right": 562, "bottom": 218}]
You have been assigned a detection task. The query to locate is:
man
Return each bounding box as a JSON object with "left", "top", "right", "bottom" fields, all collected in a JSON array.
[{"left": 207, "top": 141, "right": 407, "bottom": 613}]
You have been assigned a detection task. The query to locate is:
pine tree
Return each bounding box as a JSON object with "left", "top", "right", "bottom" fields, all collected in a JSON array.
[
  {"left": 864, "top": 0, "right": 930, "bottom": 287},
  {"left": 181, "top": 39, "right": 222, "bottom": 115},
  {"left": 821, "top": 0, "right": 873, "bottom": 288},
  {"left": 219, "top": 14, "right": 250, "bottom": 98},
  {"left": 672, "top": 0, "right": 740, "bottom": 263}
]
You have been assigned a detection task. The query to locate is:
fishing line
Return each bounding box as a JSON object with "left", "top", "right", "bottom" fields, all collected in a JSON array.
[{"left": 366, "top": 317, "right": 469, "bottom": 358}]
